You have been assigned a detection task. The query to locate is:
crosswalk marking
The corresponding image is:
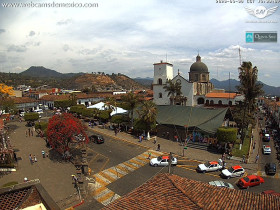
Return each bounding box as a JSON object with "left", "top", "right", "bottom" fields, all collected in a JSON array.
[
  {"left": 99, "top": 171, "right": 117, "bottom": 183},
  {"left": 90, "top": 150, "right": 163, "bottom": 206},
  {"left": 131, "top": 157, "right": 147, "bottom": 165},
  {"left": 107, "top": 168, "right": 125, "bottom": 178},
  {"left": 122, "top": 161, "right": 138, "bottom": 170},
  {"left": 94, "top": 174, "right": 111, "bottom": 186},
  {"left": 115, "top": 164, "right": 131, "bottom": 174}
]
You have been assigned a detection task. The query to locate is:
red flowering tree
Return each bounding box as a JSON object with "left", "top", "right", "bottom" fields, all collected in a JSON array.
[{"left": 47, "top": 113, "right": 89, "bottom": 155}]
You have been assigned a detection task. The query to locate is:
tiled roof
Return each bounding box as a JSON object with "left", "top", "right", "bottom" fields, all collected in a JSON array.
[
  {"left": 12, "top": 97, "right": 38, "bottom": 104},
  {"left": 205, "top": 92, "right": 237, "bottom": 99},
  {"left": 0, "top": 181, "right": 60, "bottom": 210},
  {"left": 40, "top": 92, "right": 114, "bottom": 101},
  {"left": 103, "top": 173, "right": 280, "bottom": 210}
]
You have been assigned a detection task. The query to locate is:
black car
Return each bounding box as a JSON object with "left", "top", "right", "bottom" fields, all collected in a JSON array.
[
  {"left": 89, "top": 134, "right": 104, "bottom": 144},
  {"left": 265, "top": 163, "right": 276, "bottom": 175}
]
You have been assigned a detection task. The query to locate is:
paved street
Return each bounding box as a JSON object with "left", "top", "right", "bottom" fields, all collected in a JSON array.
[{"left": 1, "top": 118, "right": 279, "bottom": 210}]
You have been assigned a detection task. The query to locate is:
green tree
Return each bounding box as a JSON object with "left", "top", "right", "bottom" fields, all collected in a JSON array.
[
  {"left": 236, "top": 61, "right": 263, "bottom": 144},
  {"left": 0, "top": 97, "right": 17, "bottom": 114},
  {"left": 237, "top": 62, "right": 264, "bottom": 114},
  {"left": 135, "top": 101, "right": 157, "bottom": 136},
  {"left": 217, "top": 127, "right": 237, "bottom": 144},
  {"left": 121, "top": 92, "right": 142, "bottom": 127},
  {"left": 24, "top": 113, "right": 39, "bottom": 124},
  {"left": 163, "top": 79, "right": 182, "bottom": 105}
]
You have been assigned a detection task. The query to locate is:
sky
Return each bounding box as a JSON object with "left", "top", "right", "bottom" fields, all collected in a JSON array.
[{"left": 0, "top": 0, "right": 279, "bottom": 86}]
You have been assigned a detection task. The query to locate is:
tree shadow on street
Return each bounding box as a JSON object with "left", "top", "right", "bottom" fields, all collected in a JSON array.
[{"left": 48, "top": 147, "right": 82, "bottom": 164}]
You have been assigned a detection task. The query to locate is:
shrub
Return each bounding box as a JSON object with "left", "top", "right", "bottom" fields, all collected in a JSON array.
[{"left": 217, "top": 127, "right": 237, "bottom": 143}]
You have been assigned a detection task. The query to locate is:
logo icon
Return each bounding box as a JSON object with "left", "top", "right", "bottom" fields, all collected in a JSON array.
[
  {"left": 246, "top": 32, "right": 253, "bottom": 43},
  {"left": 245, "top": 6, "right": 278, "bottom": 19}
]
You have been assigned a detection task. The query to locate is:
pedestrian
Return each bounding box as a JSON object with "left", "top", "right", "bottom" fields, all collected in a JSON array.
[
  {"left": 222, "top": 153, "right": 226, "bottom": 161},
  {"left": 13, "top": 152, "right": 17, "bottom": 162},
  {"left": 34, "top": 155, "right": 37, "bottom": 162},
  {"left": 31, "top": 130, "right": 33, "bottom": 137},
  {"left": 29, "top": 154, "right": 33, "bottom": 164},
  {"left": 153, "top": 137, "right": 157, "bottom": 144},
  {"left": 157, "top": 143, "right": 160, "bottom": 151},
  {"left": 147, "top": 152, "right": 152, "bottom": 160},
  {"left": 255, "top": 154, "right": 259, "bottom": 163},
  {"left": 242, "top": 154, "right": 246, "bottom": 163},
  {"left": 28, "top": 128, "right": 31, "bottom": 137},
  {"left": 222, "top": 160, "right": 226, "bottom": 169},
  {"left": 42, "top": 150, "right": 45, "bottom": 158},
  {"left": 26, "top": 130, "right": 28, "bottom": 137},
  {"left": 139, "top": 135, "right": 142, "bottom": 143},
  {"left": 114, "top": 128, "right": 118, "bottom": 136}
]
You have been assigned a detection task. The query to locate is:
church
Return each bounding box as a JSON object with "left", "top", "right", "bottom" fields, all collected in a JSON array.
[{"left": 153, "top": 54, "right": 214, "bottom": 106}]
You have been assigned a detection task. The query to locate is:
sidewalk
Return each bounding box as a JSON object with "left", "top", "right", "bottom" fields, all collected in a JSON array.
[
  {"left": 90, "top": 125, "right": 259, "bottom": 172},
  {"left": 0, "top": 121, "right": 78, "bottom": 204}
]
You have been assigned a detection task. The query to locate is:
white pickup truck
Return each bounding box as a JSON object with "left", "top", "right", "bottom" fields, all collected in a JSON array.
[{"left": 197, "top": 159, "right": 223, "bottom": 173}]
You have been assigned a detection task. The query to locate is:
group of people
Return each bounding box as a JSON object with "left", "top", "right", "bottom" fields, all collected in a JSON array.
[
  {"left": 28, "top": 154, "right": 37, "bottom": 164},
  {"left": 25, "top": 127, "right": 35, "bottom": 137}
]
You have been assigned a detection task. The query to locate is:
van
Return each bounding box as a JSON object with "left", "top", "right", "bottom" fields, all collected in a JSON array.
[{"left": 34, "top": 109, "right": 43, "bottom": 114}]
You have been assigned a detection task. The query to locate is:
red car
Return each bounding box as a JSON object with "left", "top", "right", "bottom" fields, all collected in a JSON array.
[{"left": 238, "top": 175, "right": 264, "bottom": 189}]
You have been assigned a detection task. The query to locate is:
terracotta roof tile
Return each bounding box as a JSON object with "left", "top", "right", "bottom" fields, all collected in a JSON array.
[
  {"left": 11, "top": 97, "right": 38, "bottom": 104},
  {"left": 205, "top": 92, "right": 237, "bottom": 99},
  {"left": 103, "top": 173, "right": 280, "bottom": 210}
]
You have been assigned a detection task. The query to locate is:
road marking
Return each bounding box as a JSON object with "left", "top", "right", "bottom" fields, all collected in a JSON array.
[
  {"left": 99, "top": 171, "right": 117, "bottom": 183},
  {"left": 131, "top": 157, "right": 148, "bottom": 165},
  {"left": 107, "top": 168, "right": 125, "bottom": 178},
  {"left": 115, "top": 165, "right": 130, "bottom": 174},
  {"left": 122, "top": 161, "right": 138, "bottom": 170},
  {"left": 177, "top": 165, "right": 220, "bottom": 178},
  {"left": 101, "top": 193, "right": 121, "bottom": 206},
  {"left": 94, "top": 174, "right": 111, "bottom": 186}
]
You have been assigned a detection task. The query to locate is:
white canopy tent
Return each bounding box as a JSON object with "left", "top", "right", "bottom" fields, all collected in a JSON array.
[{"left": 87, "top": 102, "right": 127, "bottom": 116}]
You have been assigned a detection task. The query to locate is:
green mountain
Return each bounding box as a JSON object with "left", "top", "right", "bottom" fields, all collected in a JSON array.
[{"left": 20, "top": 66, "right": 63, "bottom": 78}]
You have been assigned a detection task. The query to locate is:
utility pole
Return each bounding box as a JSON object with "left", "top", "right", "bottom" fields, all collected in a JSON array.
[{"left": 168, "top": 152, "right": 173, "bottom": 174}]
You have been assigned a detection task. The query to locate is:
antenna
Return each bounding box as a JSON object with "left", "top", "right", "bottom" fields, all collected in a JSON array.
[{"left": 238, "top": 47, "right": 242, "bottom": 66}]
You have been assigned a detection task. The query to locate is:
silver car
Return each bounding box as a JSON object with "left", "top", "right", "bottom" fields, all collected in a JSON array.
[{"left": 209, "top": 180, "right": 234, "bottom": 189}]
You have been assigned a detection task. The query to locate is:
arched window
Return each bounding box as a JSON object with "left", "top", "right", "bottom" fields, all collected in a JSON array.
[
  {"left": 197, "top": 97, "right": 204, "bottom": 104},
  {"left": 159, "top": 93, "right": 162, "bottom": 98},
  {"left": 210, "top": 100, "right": 214, "bottom": 105},
  {"left": 206, "top": 100, "right": 209, "bottom": 105},
  {"left": 158, "top": 78, "right": 162, "bottom": 85},
  {"left": 218, "top": 100, "right": 222, "bottom": 105},
  {"left": 229, "top": 101, "right": 232, "bottom": 106}
]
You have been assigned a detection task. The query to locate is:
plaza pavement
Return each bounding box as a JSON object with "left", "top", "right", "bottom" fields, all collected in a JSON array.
[{"left": 0, "top": 120, "right": 78, "bottom": 207}]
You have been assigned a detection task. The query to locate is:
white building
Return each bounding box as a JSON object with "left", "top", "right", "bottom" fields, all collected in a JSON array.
[{"left": 153, "top": 55, "right": 214, "bottom": 106}]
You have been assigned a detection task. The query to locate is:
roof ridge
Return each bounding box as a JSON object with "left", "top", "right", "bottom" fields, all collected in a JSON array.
[{"left": 165, "top": 174, "right": 203, "bottom": 209}]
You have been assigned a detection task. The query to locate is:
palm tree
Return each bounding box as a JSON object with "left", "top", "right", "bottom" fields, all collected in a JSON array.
[
  {"left": 237, "top": 61, "right": 263, "bottom": 114},
  {"left": 121, "top": 92, "right": 142, "bottom": 127},
  {"left": 163, "top": 80, "right": 182, "bottom": 105},
  {"left": 136, "top": 100, "right": 157, "bottom": 138},
  {"left": 236, "top": 61, "right": 263, "bottom": 144}
]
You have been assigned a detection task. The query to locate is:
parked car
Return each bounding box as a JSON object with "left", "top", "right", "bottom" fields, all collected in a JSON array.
[
  {"left": 89, "top": 134, "right": 104, "bottom": 144},
  {"left": 263, "top": 134, "right": 270, "bottom": 142},
  {"left": 208, "top": 180, "right": 234, "bottom": 189},
  {"left": 19, "top": 112, "right": 25, "bottom": 117},
  {"left": 221, "top": 165, "right": 245, "bottom": 179},
  {"left": 197, "top": 159, "right": 223, "bottom": 173},
  {"left": 265, "top": 163, "right": 277, "bottom": 175},
  {"left": 34, "top": 109, "right": 43, "bottom": 114},
  {"left": 237, "top": 175, "right": 264, "bottom": 189},
  {"left": 263, "top": 145, "right": 271, "bottom": 155},
  {"left": 150, "top": 155, "right": 177, "bottom": 167}
]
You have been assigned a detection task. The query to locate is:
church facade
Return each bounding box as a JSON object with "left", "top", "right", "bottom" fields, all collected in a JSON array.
[{"left": 153, "top": 54, "right": 214, "bottom": 106}]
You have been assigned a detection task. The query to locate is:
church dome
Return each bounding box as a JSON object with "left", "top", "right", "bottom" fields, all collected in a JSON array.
[{"left": 190, "top": 54, "right": 208, "bottom": 73}]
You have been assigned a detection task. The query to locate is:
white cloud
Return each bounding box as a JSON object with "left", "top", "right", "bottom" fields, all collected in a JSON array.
[{"left": 0, "top": 0, "right": 279, "bottom": 86}]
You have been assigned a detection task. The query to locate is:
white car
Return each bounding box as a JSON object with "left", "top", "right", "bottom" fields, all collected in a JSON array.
[
  {"left": 263, "top": 145, "right": 271, "bottom": 155},
  {"left": 197, "top": 159, "right": 223, "bottom": 173},
  {"left": 221, "top": 165, "right": 245, "bottom": 179},
  {"left": 150, "top": 155, "right": 177, "bottom": 167},
  {"left": 209, "top": 180, "right": 234, "bottom": 189}
]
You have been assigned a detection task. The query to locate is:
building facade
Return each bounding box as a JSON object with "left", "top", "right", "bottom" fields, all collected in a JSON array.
[{"left": 153, "top": 55, "right": 214, "bottom": 106}]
